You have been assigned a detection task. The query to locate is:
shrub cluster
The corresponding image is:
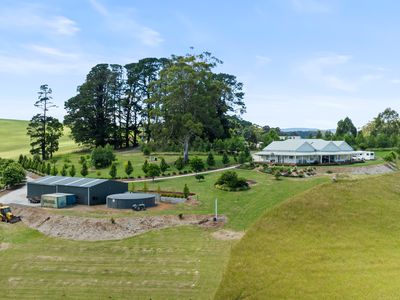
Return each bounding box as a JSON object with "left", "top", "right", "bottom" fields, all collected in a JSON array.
[
  {"left": 263, "top": 165, "right": 316, "bottom": 178},
  {"left": 215, "top": 171, "right": 249, "bottom": 191},
  {"left": 91, "top": 144, "right": 115, "bottom": 169}
]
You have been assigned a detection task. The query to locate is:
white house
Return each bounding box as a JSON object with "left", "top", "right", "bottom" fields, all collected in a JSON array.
[{"left": 253, "top": 139, "right": 358, "bottom": 165}]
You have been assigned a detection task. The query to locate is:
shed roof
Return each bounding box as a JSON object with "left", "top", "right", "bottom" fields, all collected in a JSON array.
[{"left": 30, "top": 176, "right": 109, "bottom": 188}]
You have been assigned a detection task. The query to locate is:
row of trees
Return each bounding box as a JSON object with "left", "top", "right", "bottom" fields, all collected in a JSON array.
[
  {"left": 312, "top": 108, "right": 400, "bottom": 149},
  {"left": 64, "top": 52, "right": 246, "bottom": 162}
]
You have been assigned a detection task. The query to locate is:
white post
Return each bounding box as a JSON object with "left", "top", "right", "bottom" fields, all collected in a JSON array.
[{"left": 214, "top": 198, "right": 218, "bottom": 222}]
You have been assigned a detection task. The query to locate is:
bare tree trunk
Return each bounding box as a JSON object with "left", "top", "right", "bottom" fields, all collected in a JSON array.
[{"left": 183, "top": 136, "right": 190, "bottom": 163}]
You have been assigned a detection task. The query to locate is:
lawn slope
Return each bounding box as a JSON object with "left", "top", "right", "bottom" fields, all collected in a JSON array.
[
  {"left": 0, "top": 225, "right": 232, "bottom": 299},
  {"left": 0, "top": 118, "right": 78, "bottom": 159},
  {"left": 215, "top": 172, "right": 400, "bottom": 299}
]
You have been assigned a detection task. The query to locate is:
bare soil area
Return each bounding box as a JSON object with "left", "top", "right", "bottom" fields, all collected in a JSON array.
[
  {"left": 11, "top": 204, "right": 224, "bottom": 241},
  {"left": 317, "top": 164, "right": 395, "bottom": 175},
  {"left": 0, "top": 242, "right": 10, "bottom": 251},
  {"left": 212, "top": 230, "right": 245, "bottom": 240}
]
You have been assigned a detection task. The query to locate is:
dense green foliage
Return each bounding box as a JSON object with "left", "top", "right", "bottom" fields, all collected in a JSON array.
[
  {"left": 64, "top": 53, "right": 246, "bottom": 161},
  {"left": 146, "top": 163, "right": 161, "bottom": 180},
  {"left": 91, "top": 144, "right": 115, "bottom": 168},
  {"left": 190, "top": 156, "right": 205, "bottom": 173},
  {"left": 215, "top": 170, "right": 249, "bottom": 191},
  {"left": 0, "top": 160, "right": 25, "bottom": 187}
]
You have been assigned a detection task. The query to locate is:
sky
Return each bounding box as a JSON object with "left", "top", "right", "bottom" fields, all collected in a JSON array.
[{"left": 1, "top": 0, "right": 400, "bottom": 129}]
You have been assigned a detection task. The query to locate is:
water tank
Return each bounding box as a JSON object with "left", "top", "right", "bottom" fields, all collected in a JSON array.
[{"left": 106, "top": 193, "right": 156, "bottom": 209}]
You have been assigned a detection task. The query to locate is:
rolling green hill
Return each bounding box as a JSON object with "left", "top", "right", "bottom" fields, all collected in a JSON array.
[
  {"left": 215, "top": 172, "right": 400, "bottom": 299},
  {"left": 0, "top": 119, "right": 79, "bottom": 159}
]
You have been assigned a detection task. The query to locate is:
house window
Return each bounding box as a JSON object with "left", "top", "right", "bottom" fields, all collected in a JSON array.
[{"left": 289, "top": 156, "right": 294, "bottom": 159}]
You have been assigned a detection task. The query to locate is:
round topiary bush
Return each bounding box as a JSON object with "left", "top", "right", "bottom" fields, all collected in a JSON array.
[{"left": 214, "top": 171, "right": 250, "bottom": 191}]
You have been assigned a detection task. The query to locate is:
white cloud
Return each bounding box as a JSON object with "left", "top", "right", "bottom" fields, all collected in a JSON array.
[
  {"left": 0, "top": 53, "right": 92, "bottom": 76},
  {"left": 299, "top": 54, "right": 356, "bottom": 92},
  {"left": 88, "top": 0, "right": 163, "bottom": 46},
  {"left": 290, "top": 0, "right": 332, "bottom": 13},
  {"left": 390, "top": 79, "right": 400, "bottom": 84},
  {"left": 26, "top": 44, "right": 79, "bottom": 59},
  {"left": 49, "top": 16, "right": 80, "bottom": 36},
  {"left": 89, "top": 0, "right": 109, "bottom": 16},
  {"left": 0, "top": 5, "right": 79, "bottom": 36},
  {"left": 255, "top": 55, "right": 272, "bottom": 65}
]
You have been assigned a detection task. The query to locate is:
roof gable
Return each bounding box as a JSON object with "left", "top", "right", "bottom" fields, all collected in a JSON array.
[
  {"left": 333, "top": 141, "right": 354, "bottom": 151},
  {"left": 263, "top": 140, "right": 316, "bottom": 152}
]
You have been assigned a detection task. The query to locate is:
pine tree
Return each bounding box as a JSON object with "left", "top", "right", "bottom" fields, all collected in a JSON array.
[
  {"left": 183, "top": 184, "right": 190, "bottom": 198},
  {"left": 69, "top": 165, "right": 76, "bottom": 177},
  {"left": 125, "top": 160, "right": 133, "bottom": 177},
  {"left": 61, "top": 164, "right": 68, "bottom": 176},
  {"left": 46, "top": 163, "right": 51, "bottom": 175},
  {"left": 222, "top": 152, "right": 230, "bottom": 165},
  {"left": 142, "top": 159, "right": 149, "bottom": 175},
  {"left": 109, "top": 163, "right": 117, "bottom": 179},
  {"left": 160, "top": 157, "right": 169, "bottom": 173},
  {"left": 81, "top": 162, "right": 88, "bottom": 177},
  {"left": 50, "top": 165, "right": 58, "bottom": 176},
  {"left": 206, "top": 152, "right": 215, "bottom": 166}
]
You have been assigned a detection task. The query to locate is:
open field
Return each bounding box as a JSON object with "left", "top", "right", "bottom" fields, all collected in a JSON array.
[
  {"left": 215, "top": 172, "right": 400, "bottom": 299},
  {"left": 0, "top": 224, "right": 233, "bottom": 299},
  {"left": 0, "top": 170, "right": 328, "bottom": 298},
  {"left": 0, "top": 119, "right": 79, "bottom": 159}
]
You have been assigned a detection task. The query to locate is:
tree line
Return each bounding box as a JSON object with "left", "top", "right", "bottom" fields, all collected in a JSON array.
[
  {"left": 63, "top": 52, "right": 245, "bottom": 162},
  {"left": 25, "top": 52, "right": 399, "bottom": 163}
]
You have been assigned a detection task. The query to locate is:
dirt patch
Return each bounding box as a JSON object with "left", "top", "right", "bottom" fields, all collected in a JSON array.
[
  {"left": 185, "top": 196, "right": 200, "bottom": 207},
  {"left": 246, "top": 179, "right": 257, "bottom": 186},
  {"left": 0, "top": 242, "right": 10, "bottom": 251},
  {"left": 147, "top": 201, "right": 175, "bottom": 211},
  {"left": 11, "top": 204, "right": 224, "bottom": 241},
  {"left": 317, "top": 164, "right": 394, "bottom": 175},
  {"left": 211, "top": 230, "right": 245, "bottom": 240}
]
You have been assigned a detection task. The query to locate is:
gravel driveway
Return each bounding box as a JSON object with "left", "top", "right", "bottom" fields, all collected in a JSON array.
[{"left": 0, "top": 177, "right": 39, "bottom": 207}]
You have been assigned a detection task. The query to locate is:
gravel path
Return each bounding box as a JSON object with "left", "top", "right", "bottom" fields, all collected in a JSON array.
[{"left": 0, "top": 176, "right": 39, "bottom": 207}]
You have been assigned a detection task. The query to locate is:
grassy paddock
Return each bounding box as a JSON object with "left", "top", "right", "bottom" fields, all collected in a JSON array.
[
  {"left": 0, "top": 225, "right": 233, "bottom": 299},
  {"left": 215, "top": 172, "right": 400, "bottom": 299},
  {"left": 0, "top": 119, "right": 79, "bottom": 159}
]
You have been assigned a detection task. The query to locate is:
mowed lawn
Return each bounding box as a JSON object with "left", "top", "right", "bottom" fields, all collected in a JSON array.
[
  {"left": 0, "top": 170, "right": 328, "bottom": 299},
  {"left": 215, "top": 172, "right": 400, "bottom": 299},
  {"left": 0, "top": 119, "right": 79, "bottom": 159},
  {"left": 0, "top": 225, "right": 232, "bottom": 299},
  {"left": 51, "top": 150, "right": 235, "bottom": 179},
  {"left": 51, "top": 170, "right": 329, "bottom": 231}
]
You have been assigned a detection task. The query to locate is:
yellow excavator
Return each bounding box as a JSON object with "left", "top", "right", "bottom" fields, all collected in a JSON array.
[{"left": 0, "top": 206, "right": 21, "bottom": 223}]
